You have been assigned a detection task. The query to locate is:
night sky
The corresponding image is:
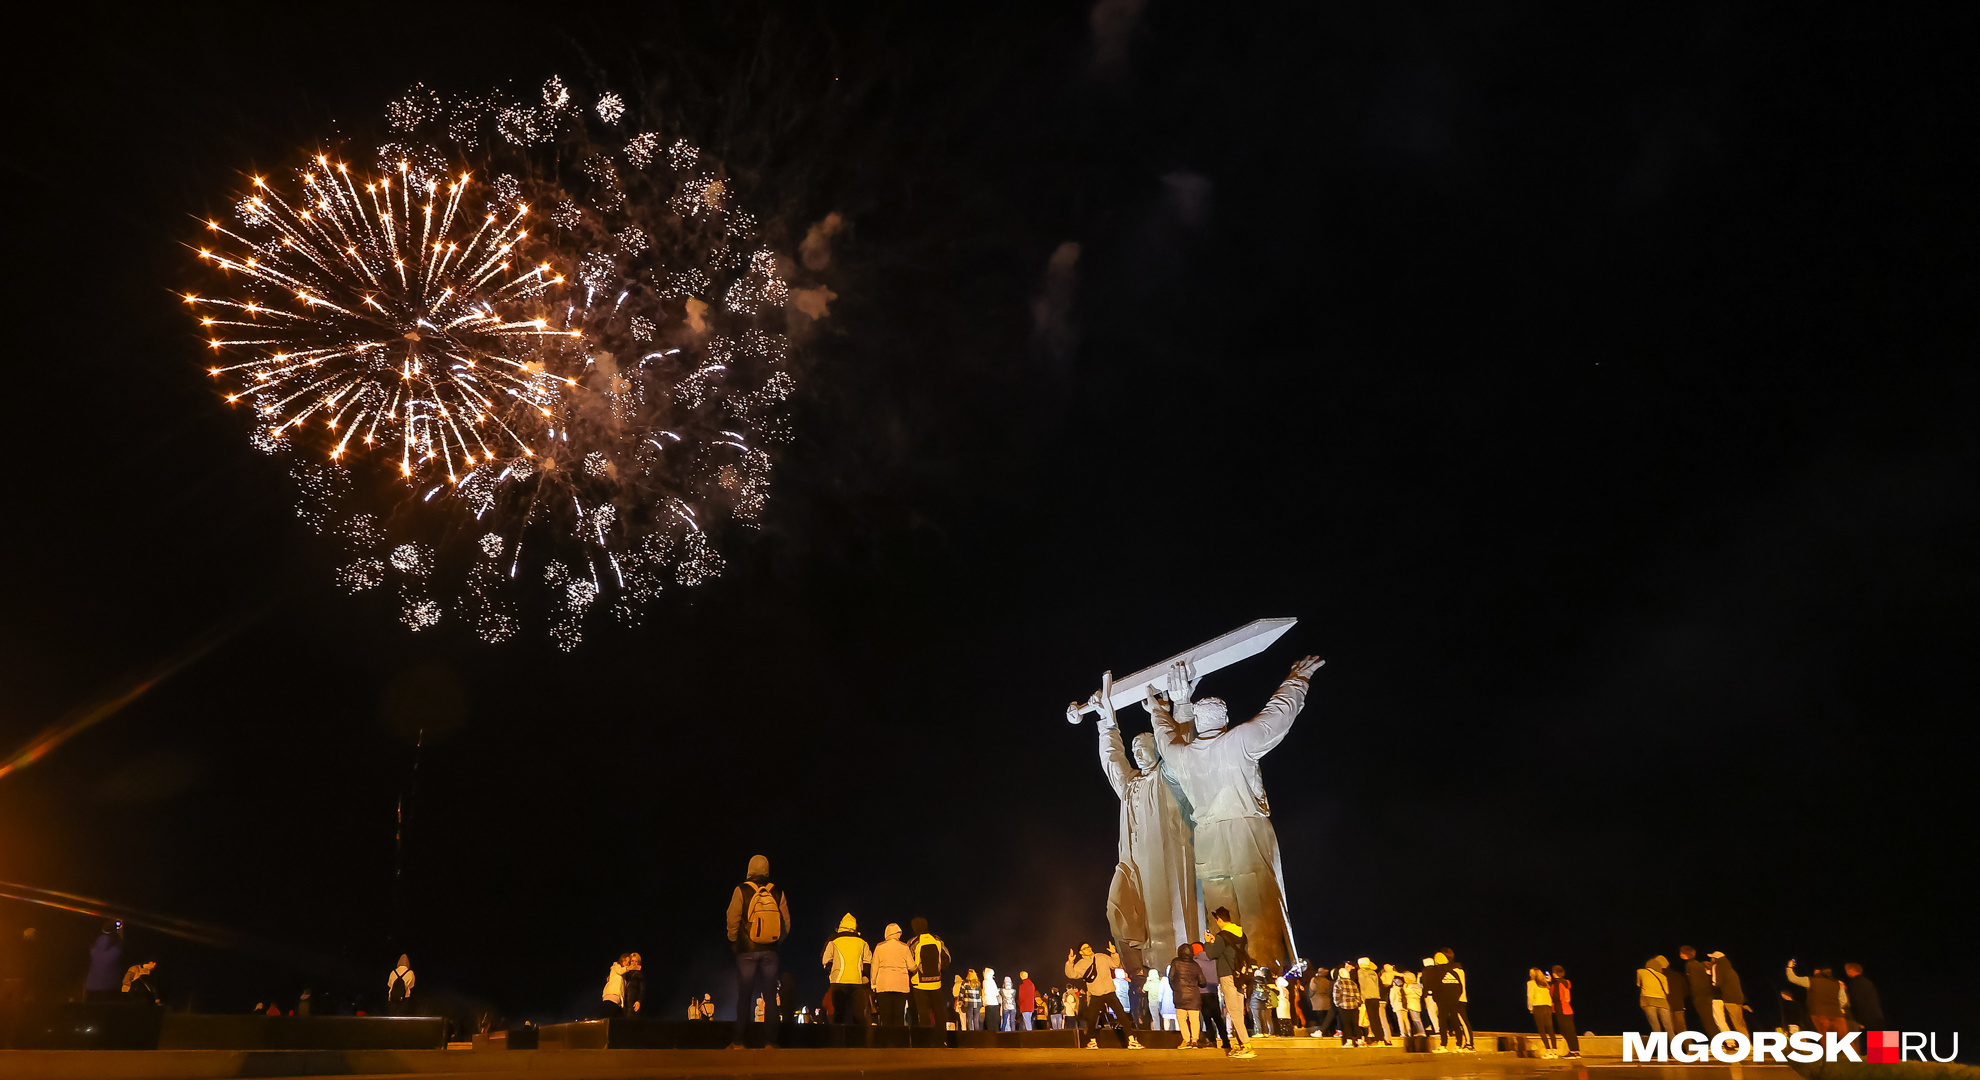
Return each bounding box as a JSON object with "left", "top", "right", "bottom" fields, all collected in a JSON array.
[{"left": 3, "top": 3, "right": 1974, "bottom": 1038}]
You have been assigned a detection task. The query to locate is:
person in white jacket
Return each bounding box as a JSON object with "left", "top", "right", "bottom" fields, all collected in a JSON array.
[
  {"left": 387, "top": 955, "right": 415, "bottom": 1016},
  {"left": 870, "top": 923, "right": 913, "bottom": 1026},
  {"left": 600, "top": 955, "right": 629, "bottom": 1018},
  {"left": 982, "top": 967, "right": 1001, "bottom": 1032}
]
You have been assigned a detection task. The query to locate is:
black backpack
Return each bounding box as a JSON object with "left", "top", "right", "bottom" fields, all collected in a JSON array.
[{"left": 918, "top": 937, "right": 946, "bottom": 982}]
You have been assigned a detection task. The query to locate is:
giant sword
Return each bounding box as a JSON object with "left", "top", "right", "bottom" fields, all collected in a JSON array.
[{"left": 1064, "top": 617, "right": 1297, "bottom": 723}]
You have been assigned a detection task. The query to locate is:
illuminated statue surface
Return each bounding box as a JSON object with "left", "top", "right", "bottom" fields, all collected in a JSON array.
[
  {"left": 1148, "top": 655, "right": 1323, "bottom": 969},
  {"left": 1090, "top": 691, "right": 1200, "bottom": 974}
]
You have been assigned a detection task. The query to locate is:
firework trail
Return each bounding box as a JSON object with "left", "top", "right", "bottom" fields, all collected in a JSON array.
[{"left": 189, "top": 78, "right": 796, "bottom": 648}]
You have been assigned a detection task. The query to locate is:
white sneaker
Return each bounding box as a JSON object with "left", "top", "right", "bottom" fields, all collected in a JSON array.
[
  {"left": 1542, "top": 1052, "right": 1559, "bottom": 1059},
  {"left": 1085, "top": 1040, "right": 1099, "bottom": 1049},
  {"left": 1433, "top": 1046, "right": 1450, "bottom": 1053},
  {"left": 1128, "top": 1037, "right": 1145, "bottom": 1050},
  {"left": 1233, "top": 1047, "right": 1257, "bottom": 1059}
]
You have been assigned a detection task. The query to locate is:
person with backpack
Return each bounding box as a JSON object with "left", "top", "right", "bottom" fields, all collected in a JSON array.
[
  {"left": 905, "top": 918, "right": 949, "bottom": 1028},
  {"left": 725, "top": 854, "right": 791, "bottom": 1050},
  {"left": 1066, "top": 942, "right": 1141, "bottom": 1049},
  {"left": 820, "top": 914, "right": 872, "bottom": 1025},
  {"left": 387, "top": 955, "right": 414, "bottom": 1016},
  {"left": 1205, "top": 910, "right": 1255, "bottom": 1057},
  {"left": 870, "top": 923, "right": 912, "bottom": 1026}
]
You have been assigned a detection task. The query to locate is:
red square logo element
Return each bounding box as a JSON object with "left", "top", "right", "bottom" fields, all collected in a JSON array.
[{"left": 1865, "top": 1030, "right": 1901, "bottom": 1063}]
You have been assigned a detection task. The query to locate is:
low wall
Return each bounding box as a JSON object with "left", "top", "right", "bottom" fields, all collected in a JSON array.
[
  {"left": 0, "top": 1007, "right": 445, "bottom": 1051},
  {"left": 158, "top": 1015, "right": 447, "bottom": 1050},
  {"left": 531, "top": 1020, "right": 1177, "bottom": 1050}
]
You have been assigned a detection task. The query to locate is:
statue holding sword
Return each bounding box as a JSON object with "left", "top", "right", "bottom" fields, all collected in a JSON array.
[{"left": 1068, "top": 619, "right": 1322, "bottom": 973}]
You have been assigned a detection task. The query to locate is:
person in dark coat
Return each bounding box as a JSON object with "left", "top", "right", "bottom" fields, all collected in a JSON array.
[
  {"left": 1678, "top": 946, "right": 1719, "bottom": 1036},
  {"left": 1666, "top": 951, "right": 1690, "bottom": 1032},
  {"left": 1779, "top": 988, "right": 1811, "bottom": 1032},
  {"left": 1708, "top": 953, "right": 1747, "bottom": 1035},
  {"left": 84, "top": 922, "right": 125, "bottom": 1002},
  {"left": 1167, "top": 943, "right": 1207, "bottom": 1047},
  {"left": 1843, "top": 964, "right": 1885, "bottom": 1029},
  {"left": 622, "top": 953, "right": 646, "bottom": 1017}
]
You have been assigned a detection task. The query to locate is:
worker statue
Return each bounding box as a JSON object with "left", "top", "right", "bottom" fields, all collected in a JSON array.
[
  {"left": 1082, "top": 684, "right": 1201, "bottom": 974},
  {"left": 1147, "top": 654, "right": 1323, "bottom": 969}
]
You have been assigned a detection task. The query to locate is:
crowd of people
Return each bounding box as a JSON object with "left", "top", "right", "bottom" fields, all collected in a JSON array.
[
  {"left": 664, "top": 855, "right": 1516, "bottom": 1057},
  {"left": 3, "top": 881, "right": 1896, "bottom": 1054},
  {"left": 1633, "top": 949, "right": 1886, "bottom": 1039}
]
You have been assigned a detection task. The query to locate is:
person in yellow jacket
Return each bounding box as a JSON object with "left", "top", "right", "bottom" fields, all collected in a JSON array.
[
  {"left": 906, "top": 917, "right": 950, "bottom": 1029},
  {"left": 821, "top": 913, "right": 873, "bottom": 1025}
]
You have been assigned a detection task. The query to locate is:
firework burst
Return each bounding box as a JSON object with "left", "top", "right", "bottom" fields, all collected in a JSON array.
[{"left": 190, "top": 78, "right": 796, "bottom": 648}]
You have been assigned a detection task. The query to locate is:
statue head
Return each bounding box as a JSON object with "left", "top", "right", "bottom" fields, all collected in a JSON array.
[
  {"left": 1193, "top": 697, "right": 1230, "bottom": 736},
  {"left": 1131, "top": 732, "right": 1158, "bottom": 770}
]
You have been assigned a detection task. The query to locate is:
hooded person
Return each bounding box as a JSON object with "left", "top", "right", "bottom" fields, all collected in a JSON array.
[
  {"left": 1358, "top": 958, "right": 1391, "bottom": 1043},
  {"left": 905, "top": 917, "right": 949, "bottom": 1028},
  {"left": 1637, "top": 956, "right": 1673, "bottom": 1033},
  {"left": 1168, "top": 942, "right": 1207, "bottom": 1046},
  {"left": 981, "top": 967, "right": 1000, "bottom": 1032},
  {"left": 1708, "top": 952, "right": 1747, "bottom": 1036},
  {"left": 387, "top": 954, "right": 414, "bottom": 1016},
  {"left": 1002, "top": 975, "right": 1017, "bottom": 1030},
  {"left": 1147, "top": 656, "right": 1324, "bottom": 971},
  {"left": 871, "top": 923, "right": 912, "bottom": 1026},
  {"left": 820, "top": 914, "right": 873, "bottom": 1025},
  {"left": 725, "top": 855, "right": 790, "bottom": 1049},
  {"left": 1080, "top": 687, "right": 1200, "bottom": 975}
]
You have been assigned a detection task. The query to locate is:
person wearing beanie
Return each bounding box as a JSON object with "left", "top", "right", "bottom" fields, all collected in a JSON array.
[
  {"left": 821, "top": 913, "right": 872, "bottom": 1025},
  {"left": 725, "top": 854, "right": 790, "bottom": 1049}
]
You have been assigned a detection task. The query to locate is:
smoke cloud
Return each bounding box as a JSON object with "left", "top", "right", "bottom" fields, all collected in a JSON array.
[{"left": 1032, "top": 241, "right": 1081, "bottom": 361}]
